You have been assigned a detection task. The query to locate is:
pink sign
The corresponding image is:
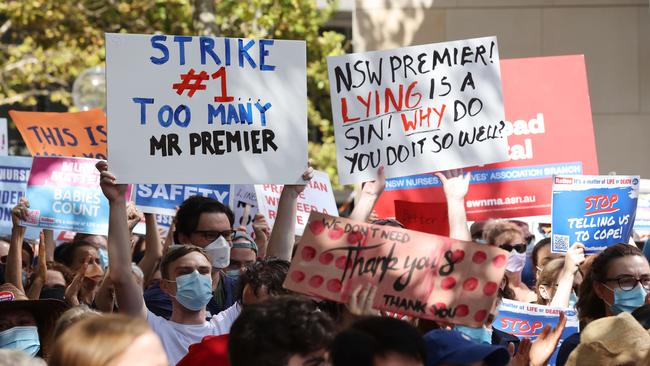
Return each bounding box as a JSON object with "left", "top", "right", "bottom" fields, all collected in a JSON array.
[{"left": 284, "top": 212, "right": 508, "bottom": 326}]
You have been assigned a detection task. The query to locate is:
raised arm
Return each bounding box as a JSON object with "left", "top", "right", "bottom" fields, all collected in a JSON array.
[
  {"left": 550, "top": 243, "right": 585, "bottom": 308},
  {"left": 435, "top": 169, "right": 471, "bottom": 241},
  {"left": 27, "top": 231, "right": 47, "bottom": 300},
  {"left": 7, "top": 197, "right": 28, "bottom": 292},
  {"left": 266, "top": 165, "right": 314, "bottom": 260},
  {"left": 252, "top": 213, "right": 270, "bottom": 259},
  {"left": 348, "top": 166, "right": 385, "bottom": 222},
  {"left": 97, "top": 161, "right": 146, "bottom": 318},
  {"left": 138, "top": 213, "right": 163, "bottom": 287},
  {"left": 43, "top": 229, "right": 54, "bottom": 262}
]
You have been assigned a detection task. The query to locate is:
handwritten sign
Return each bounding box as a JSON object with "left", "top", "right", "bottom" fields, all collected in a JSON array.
[
  {"left": 134, "top": 184, "right": 231, "bottom": 216},
  {"left": 232, "top": 184, "right": 259, "bottom": 232},
  {"left": 394, "top": 200, "right": 449, "bottom": 236},
  {"left": 105, "top": 33, "right": 308, "bottom": 184},
  {"left": 551, "top": 175, "right": 639, "bottom": 254},
  {"left": 284, "top": 212, "right": 508, "bottom": 326},
  {"left": 328, "top": 36, "right": 508, "bottom": 185},
  {"left": 23, "top": 157, "right": 130, "bottom": 235},
  {"left": 493, "top": 299, "right": 579, "bottom": 366},
  {"left": 374, "top": 55, "right": 598, "bottom": 221},
  {"left": 0, "top": 156, "right": 32, "bottom": 235},
  {"left": 9, "top": 110, "right": 106, "bottom": 159},
  {"left": 254, "top": 170, "right": 338, "bottom": 236}
]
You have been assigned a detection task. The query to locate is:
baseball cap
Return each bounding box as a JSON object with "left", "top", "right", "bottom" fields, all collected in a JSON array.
[
  {"left": 232, "top": 231, "right": 258, "bottom": 253},
  {"left": 424, "top": 329, "right": 510, "bottom": 366}
]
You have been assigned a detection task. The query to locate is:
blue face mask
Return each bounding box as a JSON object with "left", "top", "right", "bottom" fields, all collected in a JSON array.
[
  {"left": 0, "top": 326, "right": 40, "bottom": 356},
  {"left": 172, "top": 270, "right": 213, "bottom": 311},
  {"left": 455, "top": 325, "right": 493, "bottom": 344},
  {"left": 225, "top": 269, "right": 241, "bottom": 280},
  {"left": 605, "top": 284, "right": 648, "bottom": 314},
  {"left": 98, "top": 248, "right": 109, "bottom": 269}
]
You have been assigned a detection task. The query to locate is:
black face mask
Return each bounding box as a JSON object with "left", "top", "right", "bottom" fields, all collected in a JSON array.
[{"left": 40, "top": 286, "right": 66, "bottom": 301}]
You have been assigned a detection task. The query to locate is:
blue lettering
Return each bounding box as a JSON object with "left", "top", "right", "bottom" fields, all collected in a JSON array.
[
  {"left": 133, "top": 98, "right": 155, "bottom": 125},
  {"left": 199, "top": 37, "right": 220, "bottom": 65},
  {"left": 259, "top": 39, "right": 276, "bottom": 71},
  {"left": 173, "top": 36, "right": 193, "bottom": 66},
  {"left": 150, "top": 35, "right": 169, "bottom": 65},
  {"left": 238, "top": 39, "right": 256, "bottom": 68}
]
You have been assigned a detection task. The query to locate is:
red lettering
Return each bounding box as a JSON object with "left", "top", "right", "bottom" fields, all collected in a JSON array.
[{"left": 341, "top": 97, "right": 360, "bottom": 123}]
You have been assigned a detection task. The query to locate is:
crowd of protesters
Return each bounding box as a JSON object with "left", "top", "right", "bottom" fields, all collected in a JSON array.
[{"left": 1, "top": 161, "right": 649, "bottom": 366}]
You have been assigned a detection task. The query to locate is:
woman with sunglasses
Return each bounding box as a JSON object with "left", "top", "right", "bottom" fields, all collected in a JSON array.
[{"left": 483, "top": 220, "right": 537, "bottom": 302}]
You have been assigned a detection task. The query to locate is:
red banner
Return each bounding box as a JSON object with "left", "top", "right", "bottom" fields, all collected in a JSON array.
[{"left": 374, "top": 55, "right": 598, "bottom": 221}]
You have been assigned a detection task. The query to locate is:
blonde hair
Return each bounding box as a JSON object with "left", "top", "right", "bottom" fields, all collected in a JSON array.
[
  {"left": 482, "top": 220, "right": 523, "bottom": 246},
  {"left": 49, "top": 314, "right": 151, "bottom": 366},
  {"left": 53, "top": 305, "right": 101, "bottom": 340},
  {"left": 536, "top": 258, "right": 565, "bottom": 305}
]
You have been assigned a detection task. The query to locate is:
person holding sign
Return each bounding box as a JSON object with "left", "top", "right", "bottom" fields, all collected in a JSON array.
[{"left": 536, "top": 243, "right": 585, "bottom": 308}]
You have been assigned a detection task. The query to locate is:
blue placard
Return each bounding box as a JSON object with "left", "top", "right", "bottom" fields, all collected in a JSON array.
[
  {"left": 135, "top": 184, "right": 231, "bottom": 216},
  {"left": 493, "top": 299, "right": 579, "bottom": 366},
  {"left": 551, "top": 175, "right": 639, "bottom": 254},
  {"left": 0, "top": 156, "right": 39, "bottom": 239}
]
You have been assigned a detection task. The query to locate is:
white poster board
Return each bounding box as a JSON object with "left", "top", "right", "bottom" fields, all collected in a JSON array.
[
  {"left": 328, "top": 36, "right": 508, "bottom": 184},
  {"left": 255, "top": 170, "right": 338, "bottom": 235},
  {"left": 0, "top": 118, "right": 7, "bottom": 156},
  {"left": 105, "top": 33, "right": 308, "bottom": 184}
]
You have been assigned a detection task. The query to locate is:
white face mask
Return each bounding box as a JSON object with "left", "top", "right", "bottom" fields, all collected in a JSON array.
[
  {"left": 506, "top": 250, "right": 527, "bottom": 273},
  {"left": 204, "top": 236, "right": 231, "bottom": 269}
]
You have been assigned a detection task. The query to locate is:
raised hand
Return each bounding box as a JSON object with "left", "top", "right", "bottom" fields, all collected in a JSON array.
[
  {"left": 126, "top": 201, "right": 143, "bottom": 232},
  {"left": 11, "top": 197, "right": 29, "bottom": 228},
  {"left": 347, "top": 283, "right": 379, "bottom": 316},
  {"left": 65, "top": 256, "right": 90, "bottom": 306},
  {"left": 361, "top": 165, "right": 386, "bottom": 198},
  {"left": 287, "top": 161, "right": 315, "bottom": 196},
  {"left": 435, "top": 169, "right": 471, "bottom": 201},
  {"left": 508, "top": 338, "right": 532, "bottom": 366},
  {"left": 96, "top": 161, "right": 128, "bottom": 202},
  {"left": 529, "top": 312, "right": 567, "bottom": 366}
]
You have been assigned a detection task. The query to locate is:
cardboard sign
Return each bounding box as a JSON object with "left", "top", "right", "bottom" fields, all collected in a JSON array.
[
  {"left": 105, "top": 33, "right": 308, "bottom": 184},
  {"left": 23, "top": 156, "right": 130, "bottom": 235},
  {"left": 374, "top": 55, "right": 598, "bottom": 221},
  {"left": 255, "top": 170, "right": 338, "bottom": 236},
  {"left": 284, "top": 212, "right": 508, "bottom": 326},
  {"left": 9, "top": 110, "right": 106, "bottom": 159},
  {"left": 232, "top": 184, "right": 259, "bottom": 232},
  {"left": 551, "top": 175, "right": 639, "bottom": 254},
  {"left": 134, "top": 184, "right": 231, "bottom": 216},
  {"left": 328, "top": 36, "right": 508, "bottom": 185},
  {"left": 394, "top": 200, "right": 449, "bottom": 236},
  {"left": 0, "top": 118, "right": 7, "bottom": 156},
  {"left": 0, "top": 156, "right": 32, "bottom": 236},
  {"left": 493, "top": 299, "right": 579, "bottom": 366}
]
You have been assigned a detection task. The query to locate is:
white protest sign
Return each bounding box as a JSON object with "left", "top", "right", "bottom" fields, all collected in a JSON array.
[
  {"left": 232, "top": 184, "right": 258, "bottom": 232},
  {"left": 328, "top": 36, "right": 508, "bottom": 185},
  {"left": 0, "top": 118, "right": 7, "bottom": 156},
  {"left": 255, "top": 170, "right": 338, "bottom": 235},
  {"left": 105, "top": 33, "right": 308, "bottom": 184}
]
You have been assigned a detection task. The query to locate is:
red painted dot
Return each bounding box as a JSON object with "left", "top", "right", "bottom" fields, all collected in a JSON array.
[
  {"left": 347, "top": 231, "right": 364, "bottom": 244},
  {"left": 328, "top": 227, "right": 345, "bottom": 240},
  {"left": 463, "top": 277, "right": 479, "bottom": 291},
  {"left": 308, "top": 275, "right": 324, "bottom": 288},
  {"left": 335, "top": 256, "right": 348, "bottom": 269},
  {"left": 441, "top": 277, "right": 456, "bottom": 290},
  {"left": 309, "top": 220, "right": 325, "bottom": 236},
  {"left": 474, "top": 309, "right": 488, "bottom": 323},
  {"left": 472, "top": 251, "right": 487, "bottom": 264},
  {"left": 456, "top": 304, "right": 469, "bottom": 317},
  {"left": 483, "top": 281, "right": 498, "bottom": 296},
  {"left": 327, "top": 278, "right": 342, "bottom": 292},
  {"left": 319, "top": 252, "right": 334, "bottom": 265},
  {"left": 290, "top": 271, "right": 305, "bottom": 283},
  {"left": 301, "top": 246, "right": 316, "bottom": 262},
  {"left": 435, "top": 302, "right": 446, "bottom": 310},
  {"left": 451, "top": 249, "right": 465, "bottom": 263},
  {"left": 492, "top": 254, "right": 507, "bottom": 268}
]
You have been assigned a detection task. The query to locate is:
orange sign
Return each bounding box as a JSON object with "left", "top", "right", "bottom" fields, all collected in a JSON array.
[{"left": 9, "top": 109, "right": 106, "bottom": 159}]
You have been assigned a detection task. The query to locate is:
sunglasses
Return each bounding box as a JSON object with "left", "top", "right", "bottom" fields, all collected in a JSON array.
[{"left": 499, "top": 243, "right": 527, "bottom": 253}]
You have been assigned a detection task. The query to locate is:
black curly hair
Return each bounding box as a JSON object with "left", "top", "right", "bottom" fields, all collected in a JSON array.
[
  {"left": 228, "top": 295, "right": 335, "bottom": 366},
  {"left": 238, "top": 257, "right": 292, "bottom": 303}
]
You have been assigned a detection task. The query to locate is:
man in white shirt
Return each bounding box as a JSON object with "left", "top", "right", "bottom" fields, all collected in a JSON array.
[{"left": 97, "top": 161, "right": 240, "bottom": 365}]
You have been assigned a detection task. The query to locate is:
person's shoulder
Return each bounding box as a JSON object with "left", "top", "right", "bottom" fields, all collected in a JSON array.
[{"left": 208, "top": 302, "right": 241, "bottom": 332}]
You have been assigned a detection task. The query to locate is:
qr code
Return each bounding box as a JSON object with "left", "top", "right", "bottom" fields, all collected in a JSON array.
[{"left": 553, "top": 234, "right": 570, "bottom": 252}]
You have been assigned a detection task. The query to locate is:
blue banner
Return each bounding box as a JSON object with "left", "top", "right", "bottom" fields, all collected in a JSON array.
[
  {"left": 135, "top": 184, "right": 232, "bottom": 216},
  {"left": 0, "top": 156, "right": 40, "bottom": 239},
  {"left": 551, "top": 175, "right": 639, "bottom": 254},
  {"left": 493, "top": 300, "right": 579, "bottom": 366}
]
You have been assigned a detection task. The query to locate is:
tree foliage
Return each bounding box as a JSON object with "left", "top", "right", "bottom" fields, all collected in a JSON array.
[{"left": 0, "top": 0, "right": 346, "bottom": 185}]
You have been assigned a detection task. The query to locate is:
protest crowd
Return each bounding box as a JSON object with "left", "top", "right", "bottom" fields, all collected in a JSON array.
[{"left": 1, "top": 8, "right": 650, "bottom": 366}]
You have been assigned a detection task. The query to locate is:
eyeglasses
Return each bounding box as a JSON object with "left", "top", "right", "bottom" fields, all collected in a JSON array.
[
  {"left": 603, "top": 275, "right": 650, "bottom": 291},
  {"left": 193, "top": 229, "right": 236, "bottom": 242},
  {"left": 499, "top": 243, "right": 527, "bottom": 253}
]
